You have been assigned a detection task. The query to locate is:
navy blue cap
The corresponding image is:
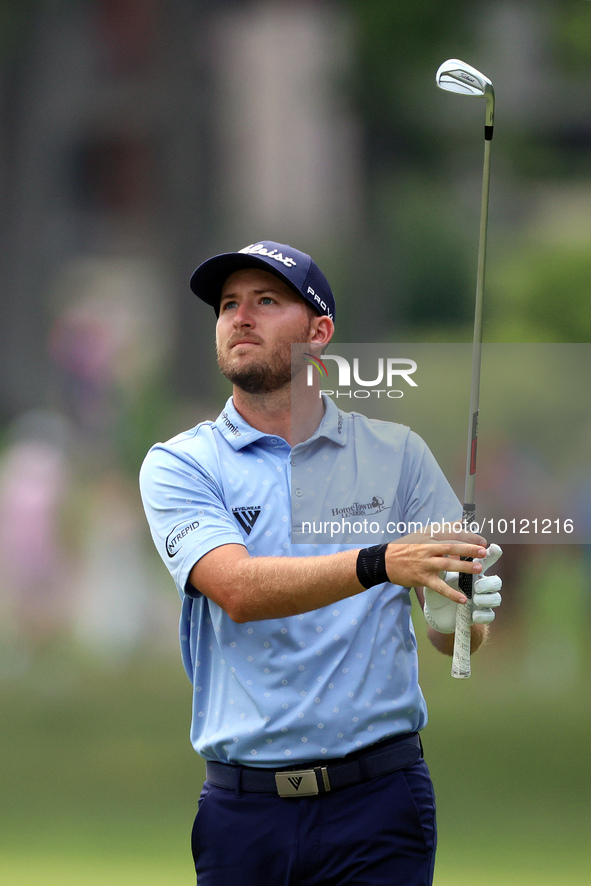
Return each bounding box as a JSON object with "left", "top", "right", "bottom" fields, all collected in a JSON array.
[{"left": 190, "top": 241, "right": 335, "bottom": 322}]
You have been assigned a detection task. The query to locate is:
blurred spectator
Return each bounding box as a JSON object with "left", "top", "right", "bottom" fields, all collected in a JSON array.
[
  {"left": 47, "top": 256, "right": 172, "bottom": 468},
  {"left": 0, "top": 410, "right": 72, "bottom": 663},
  {"left": 71, "top": 469, "right": 169, "bottom": 662}
]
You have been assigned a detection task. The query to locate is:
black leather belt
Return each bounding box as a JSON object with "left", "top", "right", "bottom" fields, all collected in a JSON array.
[{"left": 205, "top": 732, "right": 422, "bottom": 798}]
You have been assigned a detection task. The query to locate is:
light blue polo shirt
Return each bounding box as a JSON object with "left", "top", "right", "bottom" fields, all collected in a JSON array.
[{"left": 139, "top": 396, "right": 461, "bottom": 767}]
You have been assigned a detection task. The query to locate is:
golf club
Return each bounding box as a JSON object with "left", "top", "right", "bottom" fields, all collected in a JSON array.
[{"left": 435, "top": 59, "right": 495, "bottom": 678}]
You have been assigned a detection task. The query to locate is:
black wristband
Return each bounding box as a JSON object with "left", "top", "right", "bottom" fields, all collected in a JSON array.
[{"left": 356, "top": 543, "right": 389, "bottom": 589}]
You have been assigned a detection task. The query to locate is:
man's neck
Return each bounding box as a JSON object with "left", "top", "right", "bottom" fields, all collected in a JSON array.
[{"left": 231, "top": 380, "right": 325, "bottom": 446}]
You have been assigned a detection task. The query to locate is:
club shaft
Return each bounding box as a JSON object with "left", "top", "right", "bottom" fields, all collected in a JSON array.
[
  {"left": 452, "top": 135, "right": 492, "bottom": 680},
  {"left": 464, "top": 136, "right": 491, "bottom": 507}
]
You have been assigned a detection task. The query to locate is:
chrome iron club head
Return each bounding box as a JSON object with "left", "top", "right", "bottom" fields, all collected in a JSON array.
[{"left": 436, "top": 58, "right": 494, "bottom": 135}]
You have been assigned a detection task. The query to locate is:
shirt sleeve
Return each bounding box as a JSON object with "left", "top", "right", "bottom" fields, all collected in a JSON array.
[
  {"left": 398, "top": 430, "right": 462, "bottom": 528},
  {"left": 139, "top": 436, "right": 245, "bottom": 597}
]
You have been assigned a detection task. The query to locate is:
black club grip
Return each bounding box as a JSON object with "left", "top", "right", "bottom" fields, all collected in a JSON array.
[{"left": 458, "top": 559, "right": 473, "bottom": 598}]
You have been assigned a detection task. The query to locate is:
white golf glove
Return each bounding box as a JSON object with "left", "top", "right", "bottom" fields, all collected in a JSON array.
[{"left": 423, "top": 544, "right": 503, "bottom": 634}]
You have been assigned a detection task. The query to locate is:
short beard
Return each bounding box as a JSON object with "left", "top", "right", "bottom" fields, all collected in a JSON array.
[
  {"left": 217, "top": 328, "right": 312, "bottom": 395},
  {"left": 218, "top": 358, "right": 293, "bottom": 394}
]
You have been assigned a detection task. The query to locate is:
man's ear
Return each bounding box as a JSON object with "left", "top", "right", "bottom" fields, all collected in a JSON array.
[{"left": 310, "top": 315, "right": 334, "bottom": 348}]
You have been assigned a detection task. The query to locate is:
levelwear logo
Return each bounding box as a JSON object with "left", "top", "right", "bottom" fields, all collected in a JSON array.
[
  {"left": 166, "top": 521, "right": 200, "bottom": 557},
  {"left": 232, "top": 506, "right": 261, "bottom": 535},
  {"left": 287, "top": 776, "right": 304, "bottom": 791}
]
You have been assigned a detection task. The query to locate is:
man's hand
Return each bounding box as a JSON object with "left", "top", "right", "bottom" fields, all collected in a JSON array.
[
  {"left": 386, "top": 528, "right": 488, "bottom": 602},
  {"left": 423, "top": 543, "right": 503, "bottom": 634}
]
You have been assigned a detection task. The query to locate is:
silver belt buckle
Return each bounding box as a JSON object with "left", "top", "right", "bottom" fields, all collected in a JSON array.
[{"left": 275, "top": 767, "right": 330, "bottom": 798}]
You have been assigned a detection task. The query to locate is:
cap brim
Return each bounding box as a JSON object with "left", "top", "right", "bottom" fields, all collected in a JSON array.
[{"left": 190, "top": 253, "right": 300, "bottom": 312}]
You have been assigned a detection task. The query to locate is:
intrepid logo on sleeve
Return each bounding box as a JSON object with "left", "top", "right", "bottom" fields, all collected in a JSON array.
[{"left": 166, "top": 521, "right": 200, "bottom": 557}]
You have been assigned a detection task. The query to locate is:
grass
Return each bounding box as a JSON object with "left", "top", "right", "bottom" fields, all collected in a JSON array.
[
  {"left": 0, "top": 646, "right": 197, "bottom": 884},
  {"left": 0, "top": 855, "right": 192, "bottom": 886},
  {"left": 1, "top": 622, "right": 589, "bottom": 885},
  {"left": 420, "top": 619, "right": 591, "bottom": 886}
]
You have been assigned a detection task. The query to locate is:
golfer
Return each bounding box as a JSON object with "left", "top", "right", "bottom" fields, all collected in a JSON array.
[{"left": 139, "top": 240, "right": 502, "bottom": 885}]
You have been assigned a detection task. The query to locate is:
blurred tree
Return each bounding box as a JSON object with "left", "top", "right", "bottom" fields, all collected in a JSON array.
[
  {"left": 344, "top": 0, "right": 591, "bottom": 344},
  {"left": 552, "top": 3, "right": 591, "bottom": 74},
  {"left": 489, "top": 239, "right": 591, "bottom": 342},
  {"left": 341, "top": 0, "right": 477, "bottom": 336},
  {"left": 0, "top": 0, "right": 216, "bottom": 422}
]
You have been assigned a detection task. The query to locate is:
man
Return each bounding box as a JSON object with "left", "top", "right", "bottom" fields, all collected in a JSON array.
[{"left": 139, "top": 240, "right": 502, "bottom": 885}]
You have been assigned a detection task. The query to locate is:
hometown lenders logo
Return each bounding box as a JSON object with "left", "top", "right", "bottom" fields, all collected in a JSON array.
[{"left": 304, "top": 353, "right": 417, "bottom": 399}]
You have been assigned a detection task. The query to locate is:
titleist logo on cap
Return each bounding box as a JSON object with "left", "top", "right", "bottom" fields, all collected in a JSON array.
[{"left": 238, "top": 243, "right": 297, "bottom": 268}]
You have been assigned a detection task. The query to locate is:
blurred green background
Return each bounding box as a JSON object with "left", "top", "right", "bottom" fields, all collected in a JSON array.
[{"left": 1, "top": 1, "right": 590, "bottom": 883}]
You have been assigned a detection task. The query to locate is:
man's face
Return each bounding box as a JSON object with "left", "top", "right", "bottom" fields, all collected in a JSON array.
[{"left": 215, "top": 268, "right": 317, "bottom": 395}]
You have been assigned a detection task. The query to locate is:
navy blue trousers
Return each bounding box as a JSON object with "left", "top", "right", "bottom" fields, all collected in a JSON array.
[{"left": 191, "top": 759, "right": 437, "bottom": 885}]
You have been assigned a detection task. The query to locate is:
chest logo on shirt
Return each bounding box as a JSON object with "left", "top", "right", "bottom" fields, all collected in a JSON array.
[
  {"left": 232, "top": 506, "right": 261, "bottom": 535},
  {"left": 331, "top": 495, "right": 387, "bottom": 517}
]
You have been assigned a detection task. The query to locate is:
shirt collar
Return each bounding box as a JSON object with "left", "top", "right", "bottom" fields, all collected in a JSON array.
[
  {"left": 302, "top": 393, "right": 348, "bottom": 448},
  {"left": 215, "top": 393, "right": 348, "bottom": 451},
  {"left": 215, "top": 397, "right": 271, "bottom": 450}
]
